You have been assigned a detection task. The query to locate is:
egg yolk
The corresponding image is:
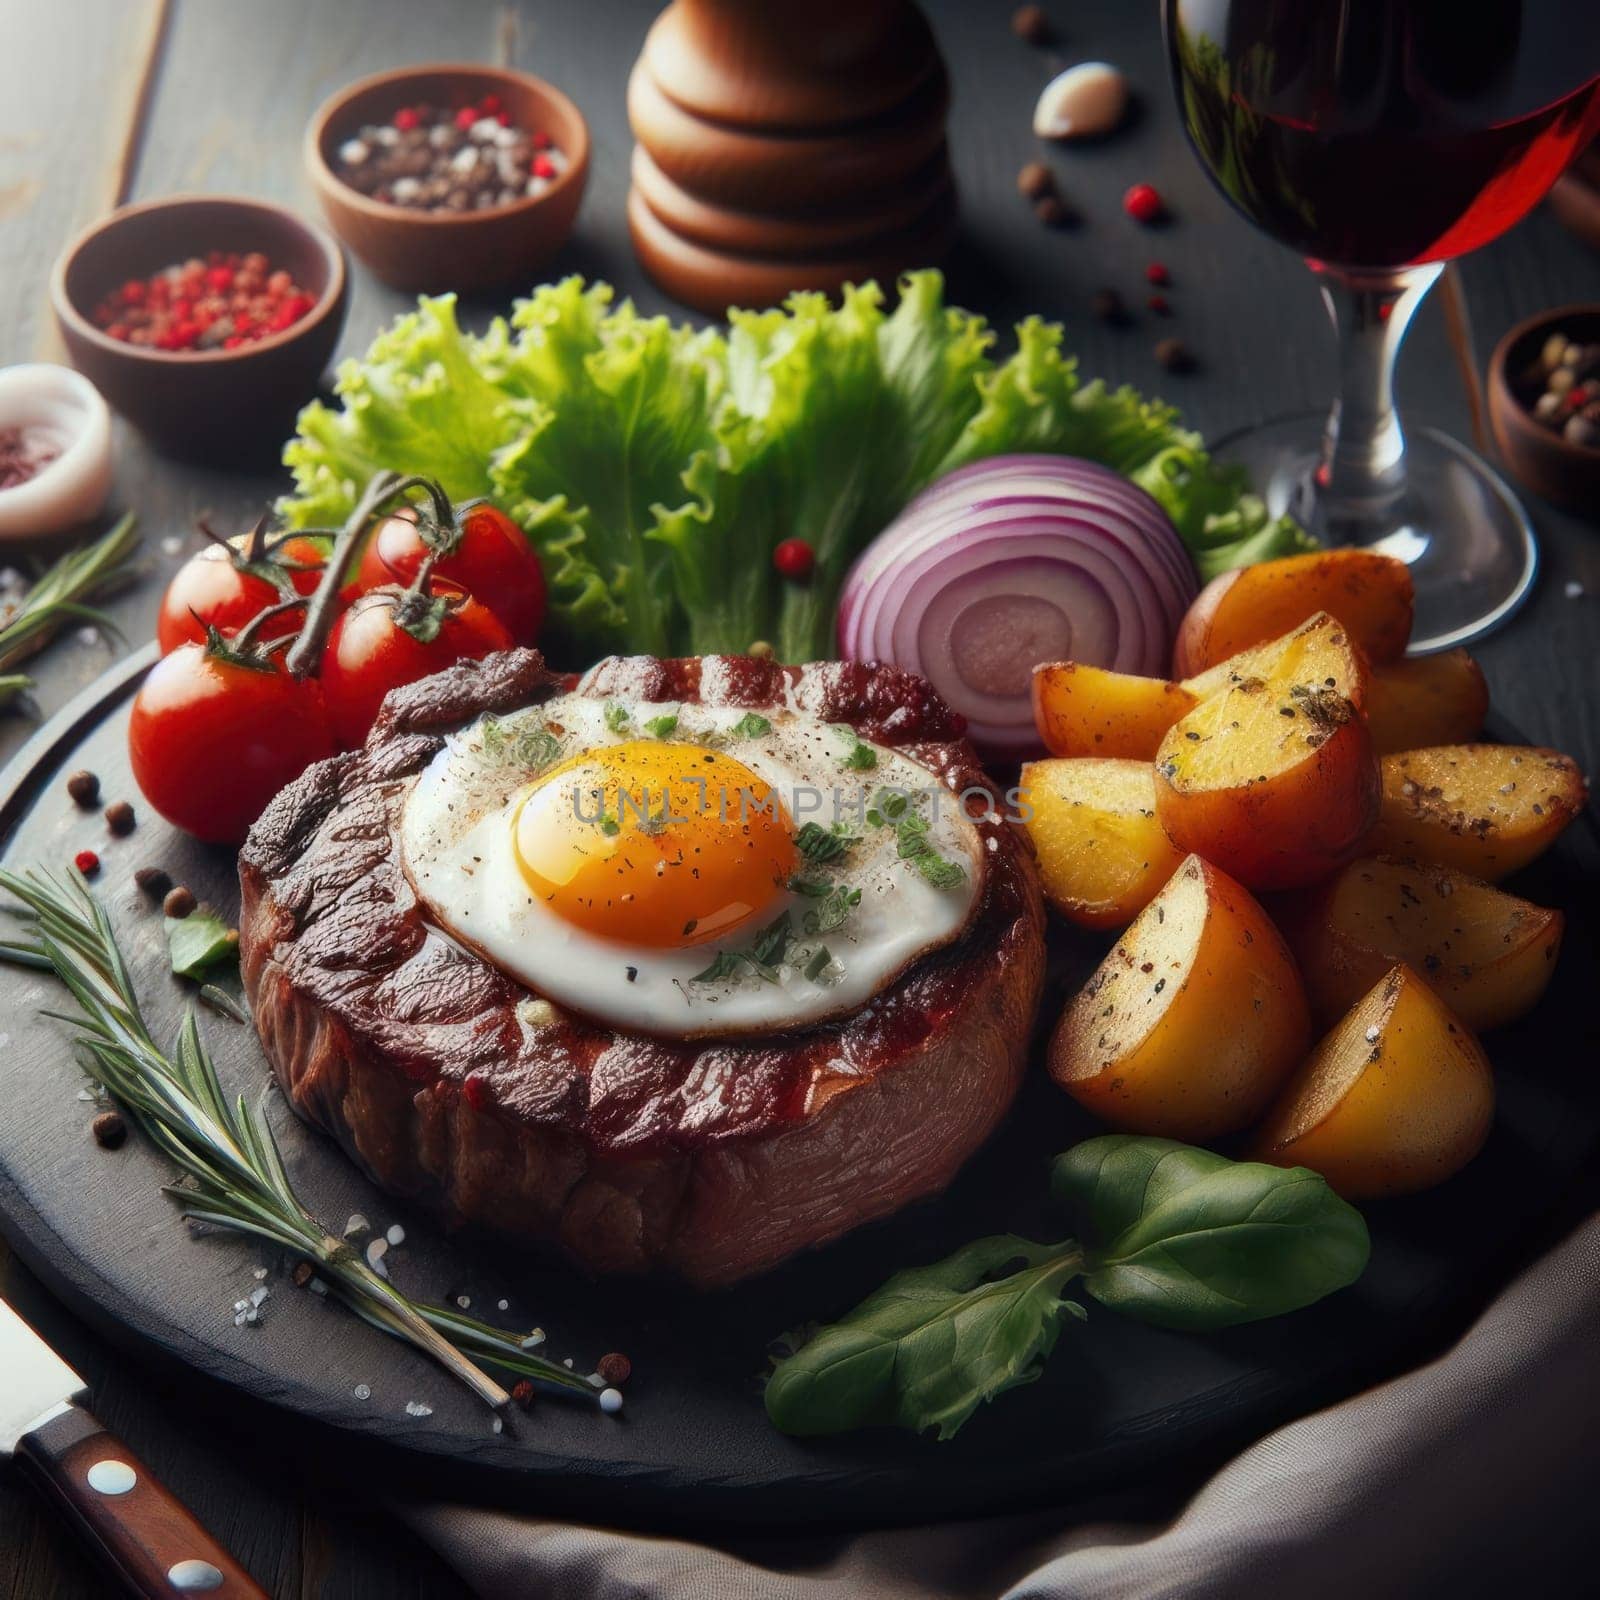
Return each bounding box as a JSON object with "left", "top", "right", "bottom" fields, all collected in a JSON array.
[{"left": 512, "top": 740, "right": 796, "bottom": 948}]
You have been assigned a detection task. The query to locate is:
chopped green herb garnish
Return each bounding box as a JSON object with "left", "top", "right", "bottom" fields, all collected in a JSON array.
[
  {"left": 894, "top": 814, "right": 966, "bottom": 889},
  {"left": 803, "top": 885, "right": 861, "bottom": 936},
  {"left": 866, "top": 787, "right": 911, "bottom": 826},
  {"left": 795, "top": 822, "right": 860, "bottom": 863},
  {"left": 165, "top": 908, "right": 238, "bottom": 981},
  {"left": 803, "top": 946, "right": 838, "bottom": 983},
  {"left": 690, "top": 910, "right": 793, "bottom": 985},
  {"left": 644, "top": 712, "right": 679, "bottom": 739},
  {"left": 787, "top": 873, "right": 833, "bottom": 898},
  {"left": 597, "top": 814, "right": 621, "bottom": 837},
  {"left": 832, "top": 724, "right": 878, "bottom": 771},
  {"left": 480, "top": 717, "right": 562, "bottom": 774},
  {"left": 604, "top": 702, "right": 632, "bottom": 733},
  {"left": 730, "top": 712, "right": 773, "bottom": 739}
]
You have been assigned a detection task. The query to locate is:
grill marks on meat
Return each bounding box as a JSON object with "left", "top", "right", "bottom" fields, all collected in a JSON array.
[{"left": 239, "top": 649, "right": 1045, "bottom": 1283}]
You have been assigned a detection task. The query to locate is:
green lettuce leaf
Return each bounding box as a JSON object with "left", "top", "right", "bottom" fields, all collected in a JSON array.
[{"left": 278, "top": 271, "right": 1312, "bottom": 663}]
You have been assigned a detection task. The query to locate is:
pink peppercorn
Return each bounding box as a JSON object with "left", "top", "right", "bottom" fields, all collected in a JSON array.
[
  {"left": 74, "top": 850, "right": 100, "bottom": 876},
  {"left": 394, "top": 106, "right": 420, "bottom": 132},
  {"left": 1123, "top": 184, "right": 1166, "bottom": 224},
  {"left": 1145, "top": 261, "right": 1171, "bottom": 285},
  {"left": 532, "top": 154, "right": 557, "bottom": 180},
  {"left": 454, "top": 105, "right": 479, "bottom": 130},
  {"left": 773, "top": 538, "right": 815, "bottom": 580}
]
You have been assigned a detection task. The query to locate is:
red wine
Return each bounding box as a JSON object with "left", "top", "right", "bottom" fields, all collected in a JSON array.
[{"left": 1167, "top": 0, "right": 1600, "bottom": 268}]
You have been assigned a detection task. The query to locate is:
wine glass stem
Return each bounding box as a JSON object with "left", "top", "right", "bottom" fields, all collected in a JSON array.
[{"left": 1312, "top": 262, "right": 1443, "bottom": 542}]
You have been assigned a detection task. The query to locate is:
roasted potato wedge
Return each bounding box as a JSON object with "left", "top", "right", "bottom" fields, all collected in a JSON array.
[
  {"left": 1173, "top": 549, "right": 1414, "bottom": 677},
  {"left": 1250, "top": 964, "right": 1494, "bottom": 1198},
  {"left": 1032, "top": 662, "right": 1198, "bottom": 759},
  {"left": 1366, "top": 650, "right": 1489, "bottom": 756},
  {"left": 1154, "top": 612, "right": 1380, "bottom": 889},
  {"left": 1278, "top": 855, "right": 1563, "bottom": 1031},
  {"left": 1050, "top": 855, "right": 1311, "bottom": 1139},
  {"left": 1366, "top": 745, "right": 1587, "bottom": 880},
  {"left": 1019, "top": 758, "right": 1186, "bottom": 929}
]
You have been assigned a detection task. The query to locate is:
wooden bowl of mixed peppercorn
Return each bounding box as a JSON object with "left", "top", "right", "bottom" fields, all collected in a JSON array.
[
  {"left": 50, "top": 194, "right": 348, "bottom": 463},
  {"left": 1488, "top": 303, "right": 1600, "bottom": 520},
  {"left": 306, "top": 63, "right": 590, "bottom": 293}
]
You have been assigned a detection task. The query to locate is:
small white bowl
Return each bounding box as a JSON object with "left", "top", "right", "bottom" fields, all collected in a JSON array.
[{"left": 0, "top": 364, "right": 113, "bottom": 540}]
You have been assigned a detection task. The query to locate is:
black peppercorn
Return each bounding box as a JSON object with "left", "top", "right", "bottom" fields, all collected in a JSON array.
[
  {"left": 1155, "top": 337, "right": 1196, "bottom": 373},
  {"left": 1090, "top": 288, "right": 1129, "bottom": 326},
  {"left": 163, "top": 885, "right": 197, "bottom": 919},
  {"left": 1011, "top": 4, "right": 1053, "bottom": 45},
  {"left": 134, "top": 866, "right": 173, "bottom": 900},
  {"left": 92, "top": 1110, "right": 126, "bottom": 1149},
  {"left": 104, "top": 799, "right": 136, "bottom": 836},
  {"left": 66, "top": 770, "right": 100, "bottom": 808},
  {"left": 1017, "top": 161, "right": 1054, "bottom": 202}
]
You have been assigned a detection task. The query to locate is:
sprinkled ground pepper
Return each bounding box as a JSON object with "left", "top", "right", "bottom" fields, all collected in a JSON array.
[
  {"left": 334, "top": 97, "right": 568, "bottom": 214},
  {"left": 91, "top": 252, "right": 317, "bottom": 352}
]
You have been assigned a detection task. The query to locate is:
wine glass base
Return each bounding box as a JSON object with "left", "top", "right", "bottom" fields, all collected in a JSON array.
[{"left": 1210, "top": 414, "right": 1539, "bottom": 653}]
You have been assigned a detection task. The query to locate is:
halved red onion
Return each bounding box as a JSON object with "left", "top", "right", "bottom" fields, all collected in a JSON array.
[{"left": 837, "top": 455, "right": 1196, "bottom": 760}]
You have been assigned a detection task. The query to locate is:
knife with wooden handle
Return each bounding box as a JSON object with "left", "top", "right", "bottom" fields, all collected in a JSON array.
[{"left": 0, "top": 1295, "right": 267, "bottom": 1597}]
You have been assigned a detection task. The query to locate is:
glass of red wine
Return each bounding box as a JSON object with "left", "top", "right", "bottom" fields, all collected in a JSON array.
[{"left": 1165, "top": 0, "right": 1600, "bottom": 648}]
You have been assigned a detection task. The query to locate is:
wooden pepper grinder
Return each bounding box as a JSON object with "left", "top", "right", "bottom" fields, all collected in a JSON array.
[{"left": 627, "top": 0, "right": 957, "bottom": 314}]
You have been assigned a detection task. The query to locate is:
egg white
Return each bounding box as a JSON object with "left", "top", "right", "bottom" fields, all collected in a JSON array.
[{"left": 397, "top": 691, "right": 984, "bottom": 1038}]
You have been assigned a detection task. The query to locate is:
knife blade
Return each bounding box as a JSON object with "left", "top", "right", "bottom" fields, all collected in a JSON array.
[{"left": 0, "top": 1296, "right": 267, "bottom": 1597}]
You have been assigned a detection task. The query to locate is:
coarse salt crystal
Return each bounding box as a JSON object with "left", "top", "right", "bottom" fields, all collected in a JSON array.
[
  {"left": 253, "top": 1267, "right": 268, "bottom": 1280},
  {"left": 492, "top": 1417, "right": 504, "bottom": 1435},
  {"left": 1565, "top": 580, "right": 1584, "bottom": 599},
  {"left": 74, "top": 626, "right": 100, "bottom": 647},
  {"left": 404, "top": 1400, "right": 433, "bottom": 1418},
  {"left": 1364, "top": 1026, "right": 1381, "bottom": 1043},
  {"left": 386, "top": 1224, "right": 406, "bottom": 1247},
  {"left": 249, "top": 1285, "right": 270, "bottom": 1308},
  {"left": 497, "top": 1299, "right": 509, "bottom": 1312},
  {"left": 599, "top": 1388, "right": 624, "bottom": 1414},
  {"left": 455, "top": 1294, "right": 471, "bottom": 1310},
  {"left": 521, "top": 1328, "right": 546, "bottom": 1349},
  {"left": 343, "top": 1212, "right": 370, "bottom": 1240},
  {"left": 159, "top": 535, "right": 184, "bottom": 557},
  {"left": 338, "top": 139, "right": 370, "bottom": 166},
  {"left": 354, "top": 1383, "right": 372, "bottom": 1400},
  {"left": 308, "top": 1278, "right": 329, "bottom": 1296},
  {"left": 366, "top": 1237, "right": 389, "bottom": 1278}
]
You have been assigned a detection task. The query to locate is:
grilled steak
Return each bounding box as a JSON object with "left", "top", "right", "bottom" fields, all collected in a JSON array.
[{"left": 238, "top": 650, "right": 1045, "bottom": 1285}]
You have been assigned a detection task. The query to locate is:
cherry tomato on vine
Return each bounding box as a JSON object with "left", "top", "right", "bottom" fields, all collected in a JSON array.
[
  {"left": 320, "top": 582, "right": 512, "bottom": 748},
  {"left": 129, "top": 640, "right": 337, "bottom": 845},
  {"left": 156, "top": 536, "right": 327, "bottom": 653},
  {"left": 355, "top": 504, "right": 545, "bottom": 643}
]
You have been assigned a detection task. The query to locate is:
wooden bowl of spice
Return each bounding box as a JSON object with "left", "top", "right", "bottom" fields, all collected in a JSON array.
[
  {"left": 51, "top": 195, "right": 347, "bottom": 464},
  {"left": 305, "top": 63, "right": 590, "bottom": 294},
  {"left": 1488, "top": 303, "right": 1600, "bottom": 519}
]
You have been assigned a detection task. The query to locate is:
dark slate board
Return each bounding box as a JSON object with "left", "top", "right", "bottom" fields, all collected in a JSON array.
[{"left": 1, "top": 648, "right": 1597, "bottom": 1531}]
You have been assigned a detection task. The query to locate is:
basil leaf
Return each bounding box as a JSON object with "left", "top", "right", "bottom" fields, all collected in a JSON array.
[
  {"left": 730, "top": 712, "right": 772, "bottom": 739},
  {"left": 1053, "top": 1135, "right": 1370, "bottom": 1331},
  {"left": 603, "top": 701, "right": 631, "bottom": 733},
  {"left": 165, "top": 909, "right": 239, "bottom": 981},
  {"left": 764, "top": 1236, "right": 1082, "bottom": 1440},
  {"left": 795, "top": 822, "right": 859, "bottom": 863},
  {"left": 644, "top": 712, "right": 679, "bottom": 738}
]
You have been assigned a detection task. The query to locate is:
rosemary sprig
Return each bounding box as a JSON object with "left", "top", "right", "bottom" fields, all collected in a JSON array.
[
  {"left": 0, "top": 867, "right": 613, "bottom": 1416},
  {"left": 0, "top": 514, "right": 141, "bottom": 705}
]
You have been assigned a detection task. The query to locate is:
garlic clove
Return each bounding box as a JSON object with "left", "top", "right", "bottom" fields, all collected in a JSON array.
[{"left": 1033, "top": 62, "right": 1130, "bottom": 141}]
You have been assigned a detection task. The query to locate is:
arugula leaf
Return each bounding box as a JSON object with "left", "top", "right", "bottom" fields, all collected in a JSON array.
[
  {"left": 795, "top": 822, "right": 859, "bottom": 863},
  {"left": 165, "top": 909, "right": 238, "bottom": 981},
  {"left": 280, "top": 274, "right": 1311, "bottom": 662},
  {"left": 729, "top": 712, "right": 772, "bottom": 739},
  {"left": 644, "top": 712, "right": 679, "bottom": 739},
  {"left": 1053, "top": 1136, "right": 1370, "bottom": 1332},
  {"left": 764, "top": 1236, "right": 1084, "bottom": 1440}
]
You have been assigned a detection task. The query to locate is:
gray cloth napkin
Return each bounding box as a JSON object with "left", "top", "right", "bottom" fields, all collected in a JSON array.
[{"left": 400, "top": 1212, "right": 1599, "bottom": 1599}]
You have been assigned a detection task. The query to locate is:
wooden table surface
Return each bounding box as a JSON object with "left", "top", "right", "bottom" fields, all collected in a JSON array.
[{"left": 2, "top": 1, "right": 1596, "bottom": 1594}]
